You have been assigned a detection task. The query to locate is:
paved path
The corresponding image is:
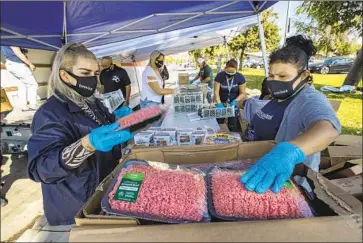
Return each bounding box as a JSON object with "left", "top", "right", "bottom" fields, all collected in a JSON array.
[{"left": 1, "top": 154, "right": 43, "bottom": 242}]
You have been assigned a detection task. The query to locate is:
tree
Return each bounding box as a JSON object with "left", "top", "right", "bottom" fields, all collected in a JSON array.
[
  {"left": 228, "top": 8, "right": 280, "bottom": 70},
  {"left": 294, "top": 19, "right": 358, "bottom": 57},
  {"left": 298, "top": 1, "right": 363, "bottom": 86}
]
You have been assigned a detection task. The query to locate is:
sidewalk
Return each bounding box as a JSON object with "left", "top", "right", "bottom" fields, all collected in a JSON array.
[
  {"left": 16, "top": 216, "right": 72, "bottom": 242},
  {"left": 1, "top": 154, "right": 43, "bottom": 242}
]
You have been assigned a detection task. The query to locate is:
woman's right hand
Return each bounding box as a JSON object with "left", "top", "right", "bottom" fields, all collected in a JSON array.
[
  {"left": 216, "top": 103, "right": 224, "bottom": 108},
  {"left": 85, "top": 123, "right": 133, "bottom": 152}
]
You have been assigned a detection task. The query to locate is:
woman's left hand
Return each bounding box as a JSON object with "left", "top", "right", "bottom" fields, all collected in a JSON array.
[
  {"left": 230, "top": 99, "right": 237, "bottom": 107},
  {"left": 113, "top": 106, "right": 132, "bottom": 120},
  {"left": 240, "top": 142, "right": 305, "bottom": 194}
]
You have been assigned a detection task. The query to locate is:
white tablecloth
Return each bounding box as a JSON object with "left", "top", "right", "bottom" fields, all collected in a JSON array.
[{"left": 161, "top": 107, "right": 220, "bottom": 131}]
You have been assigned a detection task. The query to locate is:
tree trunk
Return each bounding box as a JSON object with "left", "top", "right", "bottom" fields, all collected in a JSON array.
[
  {"left": 343, "top": 47, "right": 363, "bottom": 87},
  {"left": 239, "top": 48, "right": 245, "bottom": 70}
]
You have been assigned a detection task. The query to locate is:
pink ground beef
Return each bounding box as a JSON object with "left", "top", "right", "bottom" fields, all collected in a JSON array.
[
  {"left": 117, "top": 106, "right": 161, "bottom": 129},
  {"left": 211, "top": 169, "right": 313, "bottom": 220},
  {"left": 109, "top": 164, "right": 207, "bottom": 222}
]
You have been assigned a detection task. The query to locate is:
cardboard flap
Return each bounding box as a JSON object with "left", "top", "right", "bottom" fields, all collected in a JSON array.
[
  {"left": 70, "top": 216, "right": 362, "bottom": 242},
  {"left": 328, "top": 146, "right": 362, "bottom": 158},
  {"left": 321, "top": 160, "right": 362, "bottom": 176},
  {"left": 330, "top": 175, "right": 363, "bottom": 197},
  {"left": 328, "top": 99, "right": 342, "bottom": 112},
  {"left": 334, "top": 135, "right": 362, "bottom": 147},
  {"left": 131, "top": 144, "right": 241, "bottom": 164},
  {"left": 308, "top": 170, "right": 362, "bottom": 216},
  {"left": 238, "top": 141, "right": 275, "bottom": 159}
]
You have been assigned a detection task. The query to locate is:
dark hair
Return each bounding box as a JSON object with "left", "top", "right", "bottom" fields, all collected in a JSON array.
[
  {"left": 269, "top": 35, "right": 317, "bottom": 70},
  {"left": 102, "top": 56, "right": 113, "bottom": 61},
  {"left": 226, "top": 59, "right": 238, "bottom": 69}
]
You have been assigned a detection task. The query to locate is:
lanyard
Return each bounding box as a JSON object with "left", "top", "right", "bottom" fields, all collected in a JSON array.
[{"left": 226, "top": 76, "right": 235, "bottom": 99}]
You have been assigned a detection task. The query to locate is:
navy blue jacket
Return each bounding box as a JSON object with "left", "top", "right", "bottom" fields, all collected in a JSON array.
[{"left": 27, "top": 92, "right": 121, "bottom": 226}]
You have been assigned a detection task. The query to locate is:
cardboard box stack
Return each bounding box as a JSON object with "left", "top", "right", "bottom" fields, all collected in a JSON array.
[
  {"left": 319, "top": 134, "right": 363, "bottom": 202},
  {"left": 70, "top": 139, "right": 362, "bottom": 242}
]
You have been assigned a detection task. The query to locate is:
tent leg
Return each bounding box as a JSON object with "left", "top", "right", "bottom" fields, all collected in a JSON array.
[
  {"left": 257, "top": 12, "right": 268, "bottom": 77},
  {"left": 131, "top": 55, "right": 142, "bottom": 104},
  {"left": 283, "top": 1, "right": 291, "bottom": 45}
]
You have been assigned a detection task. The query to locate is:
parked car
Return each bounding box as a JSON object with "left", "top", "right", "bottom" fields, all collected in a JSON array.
[
  {"left": 309, "top": 57, "right": 354, "bottom": 74},
  {"left": 250, "top": 61, "right": 264, "bottom": 69},
  {"left": 242, "top": 61, "right": 252, "bottom": 68}
]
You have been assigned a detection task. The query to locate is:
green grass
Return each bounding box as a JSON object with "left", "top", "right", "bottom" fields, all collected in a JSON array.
[{"left": 238, "top": 68, "right": 362, "bottom": 135}]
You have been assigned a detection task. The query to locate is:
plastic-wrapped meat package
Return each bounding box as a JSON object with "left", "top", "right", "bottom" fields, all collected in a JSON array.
[
  {"left": 208, "top": 167, "right": 313, "bottom": 221},
  {"left": 117, "top": 106, "right": 161, "bottom": 129},
  {"left": 186, "top": 159, "right": 257, "bottom": 173},
  {"left": 104, "top": 160, "right": 210, "bottom": 223}
]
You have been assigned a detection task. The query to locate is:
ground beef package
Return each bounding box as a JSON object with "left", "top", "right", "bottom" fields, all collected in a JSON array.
[
  {"left": 185, "top": 159, "right": 257, "bottom": 173},
  {"left": 117, "top": 106, "right": 162, "bottom": 130},
  {"left": 102, "top": 160, "right": 210, "bottom": 223},
  {"left": 207, "top": 167, "right": 314, "bottom": 221}
]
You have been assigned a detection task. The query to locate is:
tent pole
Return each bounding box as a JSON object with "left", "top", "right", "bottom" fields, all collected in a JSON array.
[
  {"left": 257, "top": 12, "right": 268, "bottom": 77},
  {"left": 283, "top": 1, "right": 290, "bottom": 45},
  {"left": 0, "top": 27, "right": 59, "bottom": 50},
  {"left": 63, "top": 0, "right": 68, "bottom": 44},
  {"left": 131, "top": 55, "right": 142, "bottom": 100}
]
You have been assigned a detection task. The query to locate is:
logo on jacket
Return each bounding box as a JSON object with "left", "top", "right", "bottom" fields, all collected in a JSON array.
[{"left": 112, "top": 76, "right": 120, "bottom": 83}]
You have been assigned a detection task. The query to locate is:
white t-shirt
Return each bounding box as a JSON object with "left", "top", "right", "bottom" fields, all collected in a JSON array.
[{"left": 141, "top": 66, "right": 163, "bottom": 103}]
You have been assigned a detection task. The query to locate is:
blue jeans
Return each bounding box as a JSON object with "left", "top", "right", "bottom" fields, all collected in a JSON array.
[{"left": 139, "top": 98, "right": 162, "bottom": 127}]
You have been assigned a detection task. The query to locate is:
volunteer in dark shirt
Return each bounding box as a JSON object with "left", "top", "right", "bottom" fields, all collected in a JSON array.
[
  {"left": 214, "top": 59, "right": 246, "bottom": 132},
  {"left": 191, "top": 57, "right": 214, "bottom": 103},
  {"left": 100, "top": 56, "right": 131, "bottom": 106},
  {"left": 240, "top": 35, "right": 340, "bottom": 194}
]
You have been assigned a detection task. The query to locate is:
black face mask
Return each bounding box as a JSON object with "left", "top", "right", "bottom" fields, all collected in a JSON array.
[
  {"left": 64, "top": 71, "right": 98, "bottom": 97},
  {"left": 266, "top": 71, "right": 306, "bottom": 100},
  {"left": 155, "top": 61, "right": 164, "bottom": 68}
]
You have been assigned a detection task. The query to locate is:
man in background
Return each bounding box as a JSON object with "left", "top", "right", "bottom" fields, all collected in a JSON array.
[
  {"left": 191, "top": 57, "right": 214, "bottom": 103},
  {"left": 1, "top": 46, "right": 38, "bottom": 111},
  {"left": 99, "top": 56, "right": 131, "bottom": 107}
]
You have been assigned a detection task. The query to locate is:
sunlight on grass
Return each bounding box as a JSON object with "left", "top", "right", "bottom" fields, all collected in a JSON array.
[{"left": 239, "top": 68, "right": 362, "bottom": 135}]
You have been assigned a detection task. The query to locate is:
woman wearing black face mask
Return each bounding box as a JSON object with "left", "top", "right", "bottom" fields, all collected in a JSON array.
[
  {"left": 140, "top": 50, "right": 174, "bottom": 109},
  {"left": 27, "top": 43, "right": 134, "bottom": 226},
  {"left": 214, "top": 59, "right": 247, "bottom": 132},
  {"left": 240, "top": 35, "right": 341, "bottom": 194}
]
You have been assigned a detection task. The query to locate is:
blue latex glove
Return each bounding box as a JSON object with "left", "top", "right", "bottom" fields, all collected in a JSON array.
[
  {"left": 89, "top": 123, "right": 133, "bottom": 152},
  {"left": 216, "top": 103, "right": 224, "bottom": 108},
  {"left": 240, "top": 142, "right": 305, "bottom": 194},
  {"left": 230, "top": 99, "right": 237, "bottom": 107},
  {"left": 113, "top": 106, "right": 132, "bottom": 120}
]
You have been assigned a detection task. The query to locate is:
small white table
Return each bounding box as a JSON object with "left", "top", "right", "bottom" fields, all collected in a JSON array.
[{"left": 161, "top": 107, "right": 220, "bottom": 131}]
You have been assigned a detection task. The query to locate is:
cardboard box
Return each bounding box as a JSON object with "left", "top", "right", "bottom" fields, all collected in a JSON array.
[
  {"left": 71, "top": 142, "right": 362, "bottom": 242},
  {"left": 0, "top": 88, "right": 13, "bottom": 114},
  {"left": 327, "top": 146, "right": 362, "bottom": 165},
  {"left": 329, "top": 99, "right": 342, "bottom": 112},
  {"left": 178, "top": 73, "right": 190, "bottom": 85},
  {"left": 321, "top": 159, "right": 362, "bottom": 179},
  {"left": 330, "top": 175, "right": 363, "bottom": 201},
  {"left": 334, "top": 134, "right": 362, "bottom": 148}
]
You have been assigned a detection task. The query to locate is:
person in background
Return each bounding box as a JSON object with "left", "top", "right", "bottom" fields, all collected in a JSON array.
[
  {"left": 27, "top": 43, "right": 133, "bottom": 226},
  {"left": 214, "top": 59, "right": 247, "bottom": 132},
  {"left": 1, "top": 46, "right": 38, "bottom": 111},
  {"left": 191, "top": 57, "right": 214, "bottom": 103},
  {"left": 160, "top": 64, "right": 169, "bottom": 104},
  {"left": 140, "top": 50, "right": 174, "bottom": 108},
  {"left": 100, "top": 56, "right": 131, "bottom": 107},
  {"left": 240, "top": 35, "right": 340, "bottom": 194}
]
